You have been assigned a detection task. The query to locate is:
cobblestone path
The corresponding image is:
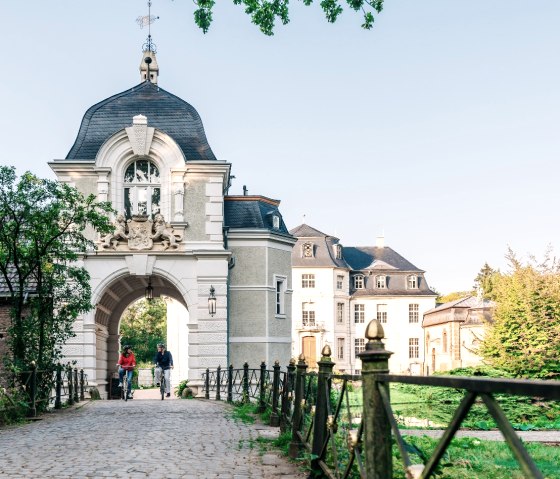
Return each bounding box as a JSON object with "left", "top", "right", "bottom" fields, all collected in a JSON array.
[{"left": 0, "top": 395, "right": 307, "bottom": 479}]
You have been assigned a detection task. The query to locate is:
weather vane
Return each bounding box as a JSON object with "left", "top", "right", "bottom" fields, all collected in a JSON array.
[{"left": 137, "top": 1, "right": 159, "bottom": 53}]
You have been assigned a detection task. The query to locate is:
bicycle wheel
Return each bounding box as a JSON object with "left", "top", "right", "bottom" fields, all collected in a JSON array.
[
  {"left": 160, "top": 376, "right": 165, "bottom": 400},
  {"left": 123, "top": 376, "right": 128, "bottom": 402}
]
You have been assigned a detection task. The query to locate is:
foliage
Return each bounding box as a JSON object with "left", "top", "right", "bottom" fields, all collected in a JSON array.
[
  {"left": 0, "top": 387, "right": 28, "bottom": 425},
  {"left": 175, "top": 379, "right": 191, "bottom": 398},
  {"left": 390, "top": 366, "right": 560, "bottom": 431},
  {"left": 479, "top": 248, "right": 560, "bottom": 379},
  {"left": 473, "top": 262, "right": 499, "bottom": 299},
  {"left": 119, "top": 298, "right": 167, "bottom": 364},
  {"left": 393, "top": 436, "right": 560, "bottom": 479},
  {"left": 193, "top": 0, "right": 384, "bottom": 36},
  {"left": 437, "top": 291, "right": 472, "bottom": 304},
  {"left": 0, "top": 166, "right": 113, "bottom": 410}
]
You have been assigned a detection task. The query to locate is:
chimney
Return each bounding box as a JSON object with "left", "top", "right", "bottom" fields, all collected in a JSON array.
[{"left": 376, "top": 236, "right": 385, "bottom": 248}]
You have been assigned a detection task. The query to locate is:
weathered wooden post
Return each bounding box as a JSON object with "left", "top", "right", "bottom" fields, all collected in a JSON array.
[
  {"left": 259, "top": 361, "right": 267, "bottom": 412},
  {"left": 205, "top": 368, "right": 210, "bottom": 399},
  {"left": 67, "top": 366, "right": 74, "bottom": 406},
  {"left": 29, "top": 361, "right": 37, "bottom": 418},
  {"left": 55, "top": 364, "right": 62, "bottom": 410},
  {"left": 311, "top": 344, "right": 335, "bottom": 474},
  {"left": 80, "top": 369, "right": 85, "bottom": 401},
  {"left": 216, "top": 365, "right": 222, "bottom": 401},
  {"left": 227, "top": 364, "right": 233, "bottom": 403},
  {"left": 270, "top": 360, "right": 281, "bottom": 426},
  {"left": 358, "top": 320, "right": 393, "bottom": 479},
  {"left": 74, "top": 368, "right": 79, "bottom": 403},
  {"left": 243, "top": 362, "right": 249, "bottom": 403},
  {"left": 289, "top": 354, "right": 307, "bottom": 458},
  {"left": 280, "top": 358, "right": 296, "bottom": 432}
]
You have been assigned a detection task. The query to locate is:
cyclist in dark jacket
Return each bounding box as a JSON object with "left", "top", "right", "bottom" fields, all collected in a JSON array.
[{"left": 154, "top": 343, "right": 174, "bottom": 397}]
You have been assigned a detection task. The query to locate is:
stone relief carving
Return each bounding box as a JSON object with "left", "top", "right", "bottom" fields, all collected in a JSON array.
[{"left": 99, "top": 213, "right": 183, "bottom": 251}]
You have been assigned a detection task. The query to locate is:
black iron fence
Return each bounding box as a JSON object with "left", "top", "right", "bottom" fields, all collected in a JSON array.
[
  {"left": 0, "top": 363, "right": 88, "bottom": 419},
  {"left": 203, "top": 320, "right": 560, "bottom": 479}
]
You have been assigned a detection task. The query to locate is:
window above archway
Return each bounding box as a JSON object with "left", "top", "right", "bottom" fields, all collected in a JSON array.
[{"left": 124, "top": 159, "right": 161, "bottom": 219}]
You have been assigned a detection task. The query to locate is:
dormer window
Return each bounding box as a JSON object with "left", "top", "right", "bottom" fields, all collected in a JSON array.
[
  {"left": 302, "top": 242, "right": 314, "bottom": 258},
  {"left": 272, "top": 215, "right": 280, "bottom": 229},
  {"left": 354, "top": 275, "right": 364, "bottom": 289},
  {"left": 124, "top": 159, "right": 161, "bottom": 219},
  {"left": 334, "top": 244, "right": 342, "bottom": 260},
  {"left": 376, "top": 275, "right": 387, "bottom": 289},
  {"left": 408, "top": 275, "right": 418, "bottom": 289}
]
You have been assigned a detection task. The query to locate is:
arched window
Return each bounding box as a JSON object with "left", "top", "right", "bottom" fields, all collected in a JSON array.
[
  {"left": 124, "top": 159, "right": 161, "bottom": 219},
  {"left": 443, "top": 329, "right": 448, "bottom": 353},
  {"left": 334, "top": 244, "right": 342, "bottom": 259}
]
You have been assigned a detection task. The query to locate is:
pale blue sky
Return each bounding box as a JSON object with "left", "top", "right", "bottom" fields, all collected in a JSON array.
[{"left": 1, "top": 1, "right": 559, "bottom": 294}]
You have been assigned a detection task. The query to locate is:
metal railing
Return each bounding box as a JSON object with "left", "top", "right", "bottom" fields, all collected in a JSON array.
[
  {"left": 0, "top": 363, "right": 88, "bottom": 419},
  {"left": 203, "top": 320, "right": 560, "bottom": 479}
]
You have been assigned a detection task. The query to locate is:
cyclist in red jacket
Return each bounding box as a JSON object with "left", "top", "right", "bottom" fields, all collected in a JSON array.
[{"left": 117, "top": 345, "right": 136, "bottom": 399}]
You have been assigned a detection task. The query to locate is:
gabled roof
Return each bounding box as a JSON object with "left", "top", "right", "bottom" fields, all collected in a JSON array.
[
  {"left": 224, "top": 196, "right": 290, "bottom": 235},
  {"left": 424, "top": 296, "right": 494, "bottom": 315},
  {"left": 289, "top": 224, "right": 332, "bottom": 239},
  {"left": 66, "top": 81, "right": 216, "bottom": 161},
  {"left": 343, "top": 247, "right": 422, "bottom": 272}
]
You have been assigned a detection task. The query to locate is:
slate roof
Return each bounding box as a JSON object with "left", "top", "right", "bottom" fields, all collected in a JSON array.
[
  {"left": 224, "top": 196, "right": 291, "bottom": 235},
  {"left": 290, "top": 224, "right": 347, "bottom": 268},
  {"left": 343, "top": 247, "right": 422, "bottom": 272},
  {"left": 66, "top": 81, "right": 216, "bottom": 161},
  {"left": 424, "top": 296, "right": 494, "bottom": 315}
]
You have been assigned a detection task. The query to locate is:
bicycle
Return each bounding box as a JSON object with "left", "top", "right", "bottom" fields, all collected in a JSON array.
[
  {"left": 156, "top": 366, "right": 170, "bottom": 400},
  {"left": 119, "top": 369, "right": 133, "bottom": 401}
]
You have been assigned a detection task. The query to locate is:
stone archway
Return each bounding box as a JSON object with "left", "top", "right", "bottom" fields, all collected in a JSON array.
[{"left": 92, "top": 273, "right": 190, "bottom": 398}]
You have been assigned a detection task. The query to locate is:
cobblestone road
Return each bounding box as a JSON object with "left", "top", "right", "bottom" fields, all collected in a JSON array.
[{"left": 0, "top": 393, "right": 307, "bottom": 479}]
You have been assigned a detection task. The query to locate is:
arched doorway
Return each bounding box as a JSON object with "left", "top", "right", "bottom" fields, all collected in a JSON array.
[{"left": 93, "top": 274, "right": 189, "bottom": 398}]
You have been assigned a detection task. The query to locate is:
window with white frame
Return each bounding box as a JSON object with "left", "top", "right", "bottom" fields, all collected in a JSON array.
[
  {"left": 408, "top": 275, "right": 418, "bottom": 289},
  {"left": 409, "top": 338, "right": 419, "bottom": 358},
  {"left": 334, "top": 244, "right": 342, "bottom": 259},
  {"left": 275, "top": 276, "right": 286, "bottom": 315},
  {"left": 302, "top": 303, "right": 316, "bottom": 327},
  {"left": 336, "top": 275, "right": 344, "bottom": 290},
  {"left": 409, "top": 304, "right": 419, "bottom": 323},
  {"left": 354, "top": 304, "right": 365, "bottom": 323},
  {"left": 355, "top": 338, "right": 365, "bottom": 355},
  {"left": 336, "top": 303, "right": 344, "bottom": 323},
  {"left": 337, "top": 338, "right": 345, "bottom": 360},
  {"left": 376, "top": 275, "right": 387, "bottom": 289},
  {"left": 377, "top": 304, "right": 387, "bottom": 323},
  {"left": 302, "top": 274, "right": 315, "bottom": 288},
  {"left": 124, "top": 159, "right": 161, "bottom": 219},
  {"left": 354, "top": 275, "right": 364, "bottom": 289}
]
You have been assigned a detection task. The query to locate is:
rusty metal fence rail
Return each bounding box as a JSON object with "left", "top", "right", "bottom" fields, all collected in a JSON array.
[
  {"left": 203, "top": 320, "right": 560, "bottom": 479},
  {"left": 0, "top": 363, "right": 88, "bottom": 420}
]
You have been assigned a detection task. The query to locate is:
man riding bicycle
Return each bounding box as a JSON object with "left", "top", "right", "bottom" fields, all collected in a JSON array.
[
  {"left": 154, "top": 343, "right": 173, "bottom": 397},
  {"left": 117, "top": 345, "right": 136, "bottom": 400}
]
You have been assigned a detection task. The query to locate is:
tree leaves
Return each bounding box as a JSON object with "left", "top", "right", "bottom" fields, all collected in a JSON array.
[{"left": 193, "top": 0, "right": 385, "bottom": 35}]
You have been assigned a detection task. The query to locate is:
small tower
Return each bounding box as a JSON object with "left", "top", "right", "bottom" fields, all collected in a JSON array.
[{"left": 140, "top": 47, "right": 159, "bottom": 84}]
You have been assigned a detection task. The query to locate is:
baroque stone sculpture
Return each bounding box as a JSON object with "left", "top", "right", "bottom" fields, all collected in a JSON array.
[{"left": 99, "top": 213, "right": 182, "bottom": 251}]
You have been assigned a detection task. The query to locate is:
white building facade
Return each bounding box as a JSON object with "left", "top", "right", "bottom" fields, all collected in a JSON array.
[
  {"left": 48, "top": 49, "right": 295, "bottom": 397},
  {"left": 290, "top": 224, "right": 437, "bottom": 374}
]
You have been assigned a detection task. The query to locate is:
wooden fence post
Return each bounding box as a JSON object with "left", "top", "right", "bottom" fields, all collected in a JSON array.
[
  {"left": 311, "top": 344, "right": 335, "bottom": 474},
  {"left": 289, "top": 354, "right": 307, "bottom": 458},
  {"left": 358, "top": 320, "right": 393, "bottom": 479},
  {"left": 270, "top": 360, "right": 281, "bottom": 426}
]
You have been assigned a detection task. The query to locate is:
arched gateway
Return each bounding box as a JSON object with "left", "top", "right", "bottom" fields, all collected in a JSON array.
[{"left": 48, "top": 49, "right": 295, "bottom": 398}]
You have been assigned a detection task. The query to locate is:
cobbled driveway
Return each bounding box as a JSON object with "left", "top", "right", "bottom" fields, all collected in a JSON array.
[{"left": 0, "top": 395, "right": 306, "bottom": 478}]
